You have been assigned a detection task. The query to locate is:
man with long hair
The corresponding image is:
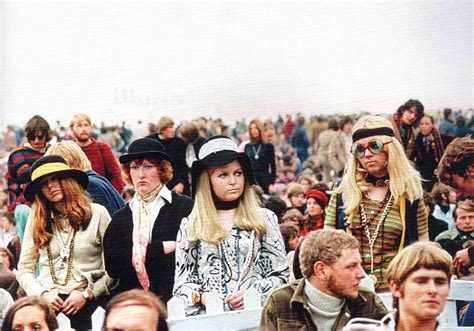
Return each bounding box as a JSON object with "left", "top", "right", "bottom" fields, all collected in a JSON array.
[{"left": 6, "top": 115, "right": 52, "bottom": 243}]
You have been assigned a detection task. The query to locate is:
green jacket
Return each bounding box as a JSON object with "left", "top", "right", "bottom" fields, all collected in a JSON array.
[{"left": 260, "top": 279, "right": 388, "bottom": 331}]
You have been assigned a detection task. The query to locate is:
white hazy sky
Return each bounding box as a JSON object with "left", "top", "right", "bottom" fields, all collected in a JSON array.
[{"left": 1, "top": 1, "right": 472, "bottom": 130}]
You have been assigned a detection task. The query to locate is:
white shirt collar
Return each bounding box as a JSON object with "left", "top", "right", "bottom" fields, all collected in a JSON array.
[{"left": 129, "top": 184, "right": 173, "bottom": 209}]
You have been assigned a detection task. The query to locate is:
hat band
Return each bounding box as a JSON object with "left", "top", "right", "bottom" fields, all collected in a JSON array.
[
  {"left": 32, "top": 162, "right": 71, "bottom": 182},
  {"left": 198, "top": 138, "right": 239, "bottom": 159},
  {"left": 352, "top": 127, "right": 394, "bottom": 143}
]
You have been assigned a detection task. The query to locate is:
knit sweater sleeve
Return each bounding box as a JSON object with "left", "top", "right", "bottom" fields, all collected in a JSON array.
[
  {"left": 16, "top": 213, "right": 46, "bottom": 296},
  {"left": 97, "top": 142, "right": 124, "bottom": 193}
]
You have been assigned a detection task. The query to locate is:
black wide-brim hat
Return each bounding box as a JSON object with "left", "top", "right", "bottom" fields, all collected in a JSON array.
[
  {"left": 24, "top": 154, "right": 89, "bottom": 202},
  {"left": 191, "top": 135, "right": 256, "bottom": 198},
  {"left": 119, "top": 138, "right": 173, "bottom": 165}
]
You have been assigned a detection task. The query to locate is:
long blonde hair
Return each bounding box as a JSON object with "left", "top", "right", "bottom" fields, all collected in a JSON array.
[
  {"left": 188, "top": 171, "right": 266, "bottom": 244},
  {"left": 31, "top": 177, "right": 92, "bottom": 249},
  {"left": 332, "top": 115, "right": 423, "bottom": 222}
]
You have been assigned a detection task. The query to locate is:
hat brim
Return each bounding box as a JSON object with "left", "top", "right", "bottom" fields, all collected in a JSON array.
[
  {"left": 24, "top": 169, "right": 89, "bottom": 203},
  {"left": 119, "top": 151, "right": 174, "bottom": 166},
  {"left": 191, "top": 152, "right": 256, "bottom": 198}
]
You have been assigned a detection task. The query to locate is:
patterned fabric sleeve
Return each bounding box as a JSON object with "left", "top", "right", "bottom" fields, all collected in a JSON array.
[
  {"left": 251, "top": 209, "right": 289, "bottom": 303},
  {"left": 173, "top": 217, "right": 203, "bottom": 316},
  {"left": 324, "top": 194, "right": 338, "bottom": 228}
]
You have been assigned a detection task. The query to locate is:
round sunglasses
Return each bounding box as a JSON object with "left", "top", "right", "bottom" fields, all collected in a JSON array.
[{"left": 351, "top": 139, "right": 392, "bottom": 157}]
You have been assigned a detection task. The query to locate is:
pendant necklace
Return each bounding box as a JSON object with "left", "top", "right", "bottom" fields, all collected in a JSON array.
[
  {"left": 360, "top": 192, "right": 393, "bottom": 285},
  {"left": 53, "top": 214, "right": 73, "bottom": 270},
  {"left": 251, "top": 144, "right": 262, "bottom": 160}
]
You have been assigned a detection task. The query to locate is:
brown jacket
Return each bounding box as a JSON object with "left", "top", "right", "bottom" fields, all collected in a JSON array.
[
  {"left": 260, "top": 279, "right": 388, "bottom": 331},
  {"left": 328, "top": 131, "right": 349, "bottom": 174}
]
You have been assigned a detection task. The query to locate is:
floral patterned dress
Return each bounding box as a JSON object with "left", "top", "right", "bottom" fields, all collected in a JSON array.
[{"left": 173, "top": 208, "right": 289, "bottom": 315}]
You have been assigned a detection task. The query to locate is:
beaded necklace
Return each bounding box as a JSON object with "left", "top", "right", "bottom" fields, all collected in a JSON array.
[
  {"left": 218, "top": 230, "right": 255, "bottom": 295},
  {"left": 46, "top": 229, "right": 76, "bottom": 286},
  {"left": 359, "top": 191, "right": 393, "bottom": 285}
]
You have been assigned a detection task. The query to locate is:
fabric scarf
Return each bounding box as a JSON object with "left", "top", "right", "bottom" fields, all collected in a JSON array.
[
  {"left": 415, "top": 127, "right": 445, "bottom": 163},
  {"left": 132, "top": 183, "right": 163, "bottom": 291},
  {"left": 23, "top": 142, "right": 49, "bottom": 154}
]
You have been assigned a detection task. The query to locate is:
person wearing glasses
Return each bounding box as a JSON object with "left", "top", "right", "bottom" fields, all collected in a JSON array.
[
  {"left": 5, "top": 115, "right": 52, "bottom": 243},
  {"left": 324, "top": 115, "right": 428, "bottom": 293}
]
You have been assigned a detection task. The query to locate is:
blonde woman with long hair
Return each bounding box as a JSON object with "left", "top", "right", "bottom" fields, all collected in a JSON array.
[
  {"left": 324, "top": 115, "right": 428, "bottom": 292},
  {"left": 17, "top": 155, "right": 112, "bottom": 329},
  {"left": 173, "top": 136, "right": 288, "bottom": 315}
]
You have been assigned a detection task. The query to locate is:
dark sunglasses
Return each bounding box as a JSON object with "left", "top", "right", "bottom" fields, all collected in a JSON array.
[
  {"left": 27, "top": 133, "right": 46, "bottom": 141},
  {"left": 351, "top": 139, "right": 392, "bottom": 157}
]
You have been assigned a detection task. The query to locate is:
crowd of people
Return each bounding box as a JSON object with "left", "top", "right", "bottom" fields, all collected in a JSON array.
[{"left": 0, "top": 101, "right": 472, "bottom": 330}]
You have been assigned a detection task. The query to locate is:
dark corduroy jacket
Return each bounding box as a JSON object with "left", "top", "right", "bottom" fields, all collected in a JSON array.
[
  {"left": 260, "top": 279, "right": 388, "bottom": 331},
  {"left": 103, "top": 192, "right": 193, "bottom": 303}
]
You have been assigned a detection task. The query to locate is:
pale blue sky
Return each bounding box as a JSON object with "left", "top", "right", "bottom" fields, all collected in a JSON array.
[{"left": 1, "top": 1, "right": 472, "bottom": 130}]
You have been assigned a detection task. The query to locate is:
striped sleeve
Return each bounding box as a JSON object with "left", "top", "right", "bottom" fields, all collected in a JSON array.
[
  {"left": 416, "top": 199, "right": 428, "bottom": 236},
  {"left": 324, "top": 194, "right": 338, "bottom": 228}
]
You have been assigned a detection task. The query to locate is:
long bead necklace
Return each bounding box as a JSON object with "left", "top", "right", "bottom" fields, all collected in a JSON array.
[
  {"left": 46, "top": 229, "right": 76, "bottom": 286},
  {"left": 53, "top": 216, "right": 74, "bottom": 270},
  {"left": 218, "top": 230, "right": 255, "bottom": 294},
  {"left": 359, "top": 192, "right": 393, "bottom": 285}
]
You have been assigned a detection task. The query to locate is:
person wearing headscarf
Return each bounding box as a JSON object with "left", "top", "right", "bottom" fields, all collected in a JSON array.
[
  {"left": 17, "top": 155, "right": 112, "bottom": 329},
  {"left": 325, "top": 115, "right": 428, "bottom": 293},
  {"left": 103, "top": 138, "right": 193, "bottom": 304},
  {"left": 173, "top": 136, "right": 288, "bottom": 315}
]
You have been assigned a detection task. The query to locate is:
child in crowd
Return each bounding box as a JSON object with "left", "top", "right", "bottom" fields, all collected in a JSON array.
[
  {"left": 279, "top": 223, "right": 300, "bottom": 282},
  {"left": 277, "top": 167, "right": 296, "bottom": 185},
  {"left": 297, "top": 173, "right": 314, "bottom": 193},
  {"left": 431, "top": 183, "right": 457, "bottom": 229},
  {"left": 282, "top": 209, "right": 305, "bottom": 232},
  {"left": 436, "top": 199, "right": 474, "bottom": 280},
  {"left": 286, "top": 183, "right": 306, "bottom": 214}
]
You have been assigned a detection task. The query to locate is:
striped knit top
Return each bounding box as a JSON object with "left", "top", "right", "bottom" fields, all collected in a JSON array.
[
  {"left": 6, "top": 145, "right": 47, "bottom": 209},
  {"left": 325, "top": 193, "right": 428, "bottom": 292}
]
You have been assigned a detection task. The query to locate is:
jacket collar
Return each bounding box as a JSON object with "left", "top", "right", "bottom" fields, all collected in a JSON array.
[{"left": 290, "top": 279, "right": 370, "bottom": 329}]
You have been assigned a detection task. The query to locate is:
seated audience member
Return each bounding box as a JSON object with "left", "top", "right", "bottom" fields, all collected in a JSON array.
[
  {"left": 282, "top": 208, "right": 305, "bottom": 232},
  {"left": 0, "top": 211, "right": 21, "bottom": 267},
  {"left": 279, "top": 223, "right": 300, "bottom": 282},
  {"left": 301, "top": 189, "right": 328, "bottom": 237},
  {"left": 383, "top": 242, "right": 452, "bottom": 330},
  {"left": 286, "top": 183, "right": 306, "bottom": 214},
  {"left": 280, "top": 223, "right": 299, "bottom": 254},
  {"left": 1, "top": 296, "right": 59, "bottom": 331},
  {"left": 423, "top": 193, "right": 448, "bottom": 241},
  {"left": 437, "top": 137, "right": 474, "bottom": 200},
  {"left": 121, "top": 187, "right": 135, "bottom": 203},
  {"left": 103, "top": 289, "right": 167, "bottom": 331},
  {"left": 430, "top": 183, "right": 457, "bottom": 229},
  {"left": 0, "top": 247, "right": 19, "bottom": 299},
  {"left": 261, "top": 229, "right": 387, "bottom": 330},
  {"left": 297, "top": 174, "right": 314, "bottom": 193},
  {"left": 45, "top": 141, "right": 125, "bottom": 216},
  {"left": 436, "top": 199, "right": 474, "bottom": 279},
  {"left": 263, "top": 196, "right": 288, "bottom": 223},
  {"left": 277, "top": 166, "right": 296, "bottom": 185}
]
